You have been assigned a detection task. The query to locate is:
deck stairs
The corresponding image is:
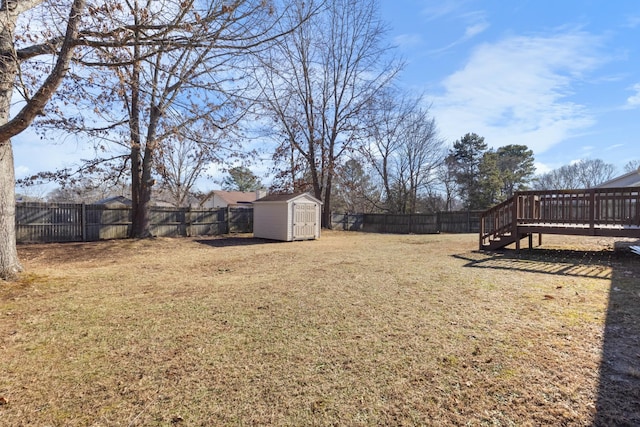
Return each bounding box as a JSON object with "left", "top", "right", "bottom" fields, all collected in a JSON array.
[{"left": 479, "top": 196, "right": 529, "bottom": 250}]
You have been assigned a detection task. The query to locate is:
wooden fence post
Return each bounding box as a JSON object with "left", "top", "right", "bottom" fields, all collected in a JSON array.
[
  {"left": 185, "top": 206, "right": 192, "bottom": 237},
  {"left": 589, "top": 189, "right": 595, "bottom": 234},
  {"left": 81, "top": 203, "right": 87, "bottom": 242}
]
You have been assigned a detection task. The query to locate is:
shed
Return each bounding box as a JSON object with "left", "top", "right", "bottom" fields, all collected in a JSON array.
[{"left": 253, "top": 192, "right": 322, "bottom": 241}]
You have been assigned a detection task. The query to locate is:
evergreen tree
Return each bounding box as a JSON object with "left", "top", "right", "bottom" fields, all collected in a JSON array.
[
  {"left": 446, "top": 133, "right": 487, "bottom": 210},
  {"left": 447, "top": 135, "right": 536, "bottom": 209},
  {"left": 496, "top": 144, "right": 536, "bottom": 198},
  {"left": 477, "top": 151, "right": 502, "bottom": 209},
  {"left": 222, "top": 167, "right": 263, "bottom": 192}
]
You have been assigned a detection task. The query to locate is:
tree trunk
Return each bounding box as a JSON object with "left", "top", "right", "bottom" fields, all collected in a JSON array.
[
  {"left": 322, "top": 170, "right": 333, "bottom": 229},
  {"left": 128, "top": 26, "right": 152, "bottom": 238},
  {"left": 0, "top": 142, "right": 22, "bottom": 279},
  {"left": 0, "top": 11, "right": 22, "bottom": 279},
  {"left": 134, "top": 140, "right": 156, "bottom": 238}
]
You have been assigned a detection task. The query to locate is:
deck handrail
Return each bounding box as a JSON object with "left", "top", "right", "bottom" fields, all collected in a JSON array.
[{"left": 479, "top": 196, "right": 515, "bottom": 248}]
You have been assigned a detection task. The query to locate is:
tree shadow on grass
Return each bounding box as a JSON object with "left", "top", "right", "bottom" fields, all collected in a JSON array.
[
  {"left": 453, "top": 245, "right": 640, "bottom": 425},
  {"left": 194, "top": 236, "right": 283, "bottom": 248}
]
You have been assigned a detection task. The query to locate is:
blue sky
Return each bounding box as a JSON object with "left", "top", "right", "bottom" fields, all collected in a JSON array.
[
  {"left": 13, "top": 0, "right": 640, "bottom": 194},
  {"left": 381, "top": 0, "right": 640, "bottom": 174}
]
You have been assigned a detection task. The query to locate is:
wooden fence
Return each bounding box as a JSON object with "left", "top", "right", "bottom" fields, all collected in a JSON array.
[
  {"left": 15, "top": 202, "right": 481, "bottom": 243},
  {"left": 330, "top": 211, "right": 481, "bottom": 234},
  {"left": 15, "top": 202, "right": 253, "bottom": 243}
]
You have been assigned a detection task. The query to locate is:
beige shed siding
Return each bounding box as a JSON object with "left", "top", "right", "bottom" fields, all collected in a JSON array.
[{"left": 253, "top": 202, "right": 290, "bottom": 240}]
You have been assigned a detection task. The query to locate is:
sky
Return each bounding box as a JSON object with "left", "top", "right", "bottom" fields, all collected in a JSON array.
[
  {"left": 12, "top": 0, "right": 640, "bottom": 195},
  {"left": 380, "top": 0, "right": 640, "bottom": 175}
]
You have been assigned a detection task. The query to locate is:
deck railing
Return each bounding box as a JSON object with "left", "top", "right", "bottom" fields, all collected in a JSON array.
[
  {"left": 480, "top": 187, "right": 640, "bottom": 249},
  {"left": 478, "top": 197, "right": 515, "bottom": 248}
]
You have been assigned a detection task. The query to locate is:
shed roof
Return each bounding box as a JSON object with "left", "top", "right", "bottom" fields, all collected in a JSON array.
[
  {"left": 254, "top": 192, "right": 322, "bottom": 204},
  {"left": 595, "top": 167, "right": 640, "bottom": 188}
]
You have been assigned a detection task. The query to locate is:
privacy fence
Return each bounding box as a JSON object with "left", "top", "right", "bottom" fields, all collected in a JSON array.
[
  {"left": 16, "top": 203, "right": 253, "bottom": 243},
  {"left": 15, "top": 202, "right": 481, "bottom": 243},
  {"left": 330, "top": 211, "right": 481, "bottom": 234}
]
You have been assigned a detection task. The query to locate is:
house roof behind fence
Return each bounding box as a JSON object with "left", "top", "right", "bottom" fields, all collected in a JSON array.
[
  {"left": 595, "top": 167, "right": 640, "bottom": 188},
  {"left": 94, "top": 196, "right": 132, "bottom": 206},
  {"left": 213, "top": 190, "right": 259, "bottom": 205}
]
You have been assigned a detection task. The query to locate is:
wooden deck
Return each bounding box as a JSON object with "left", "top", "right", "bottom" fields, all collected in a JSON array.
[{"left": 479, "top": 187, "right": 640, "bottom": 250}]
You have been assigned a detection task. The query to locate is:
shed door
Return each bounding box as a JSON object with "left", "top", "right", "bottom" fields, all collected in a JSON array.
[{"left": 292, "top": 203, "right": 317, "bottom": 240}]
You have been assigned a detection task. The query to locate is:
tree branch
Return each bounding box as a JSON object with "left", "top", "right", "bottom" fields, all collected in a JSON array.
[
  {"left": 0, "top": 0, "right": 86, "bottom": 141},
  {"left": 15, "top": 37, "right": 64, "bottom": 60}
]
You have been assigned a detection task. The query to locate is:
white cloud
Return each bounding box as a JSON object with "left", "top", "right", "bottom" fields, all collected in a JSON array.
[
  {"left": 625, "top": 83, "right": 640, "bottom": 108},
  {"left": 533, "top": 161, "right": 552, "bottom": 175},
  {"left": 464, "top": 22, "right": 489, "bottom": 38},
  {"left": 14, "top": 165, "right": 30, "bottom": 178},
  {"left": 432, "top": 30, "right": 606, "bottom": 154},
  {"left": 393, "top": 33, "right": 423, "bottom": 49},
  {"left": 420, "top": 0, "right": 469, "bottom": 21},
  {"left": 418, "top": 1, "right": 488, "bottom": 54},
  {"left": 624, "top": 15, "right": 640, "bottom": 28}
]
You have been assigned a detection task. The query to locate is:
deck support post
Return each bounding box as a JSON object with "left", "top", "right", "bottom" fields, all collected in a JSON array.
[
  {"left": 513, "top": 193, "right": 520, "bottom": 252},
  {"left": 589, "top": 189, "right": 596, "bottom": 235},
  {"left": 479, "top": 214, "right": 484, "bottom": 250}
]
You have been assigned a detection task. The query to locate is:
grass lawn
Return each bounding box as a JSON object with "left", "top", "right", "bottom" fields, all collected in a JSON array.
[{"left": 1, "top": 231, "right": 638, "bottom": 426}]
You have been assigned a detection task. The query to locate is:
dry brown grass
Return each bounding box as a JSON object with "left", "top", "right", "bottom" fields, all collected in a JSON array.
[{"left": 1, "top": 231, "right": 638, "bottom": 426}]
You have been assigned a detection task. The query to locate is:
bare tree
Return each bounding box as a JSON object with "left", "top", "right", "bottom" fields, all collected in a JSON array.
[
  {"left": 331, "top": 158, "right": 379, "bottom": 213},
  {"left": 575, "top": 158, "right": 616, "bottom": 188},
  {"left": 45, "top": 176, "right": 129, "bottom": 202},
  {"left": 533, "top": 159, "right": 616, "bottom": 190},
  {"left": 361, "top": 90, "right": 444, "bottom": 214},
  {"left": 154, "top": 135, "right": 218, "bottom": 207},
  {"left": 255, "top": 0, "right": 399, "bottom": 226},
  {"left": 394, "top": 111, "right": 444, "bottom": 213},
  {"left": 437, "top": 159, "right": 458, "bottom": 211},
  {"left": 360, "top": 88, "right": 414, "bottom": 212},
  {"left": 0, "top": 0, "right": 86, "bottom": 279},
  {"left": 39, "top": 0, "right": 297, "bottom": 237},
  {"left": 624, "top": 160, "right": 640, "bottom": 173},
  {"left": 533, "top": 164, "right": 581, "bottom": 190}
]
